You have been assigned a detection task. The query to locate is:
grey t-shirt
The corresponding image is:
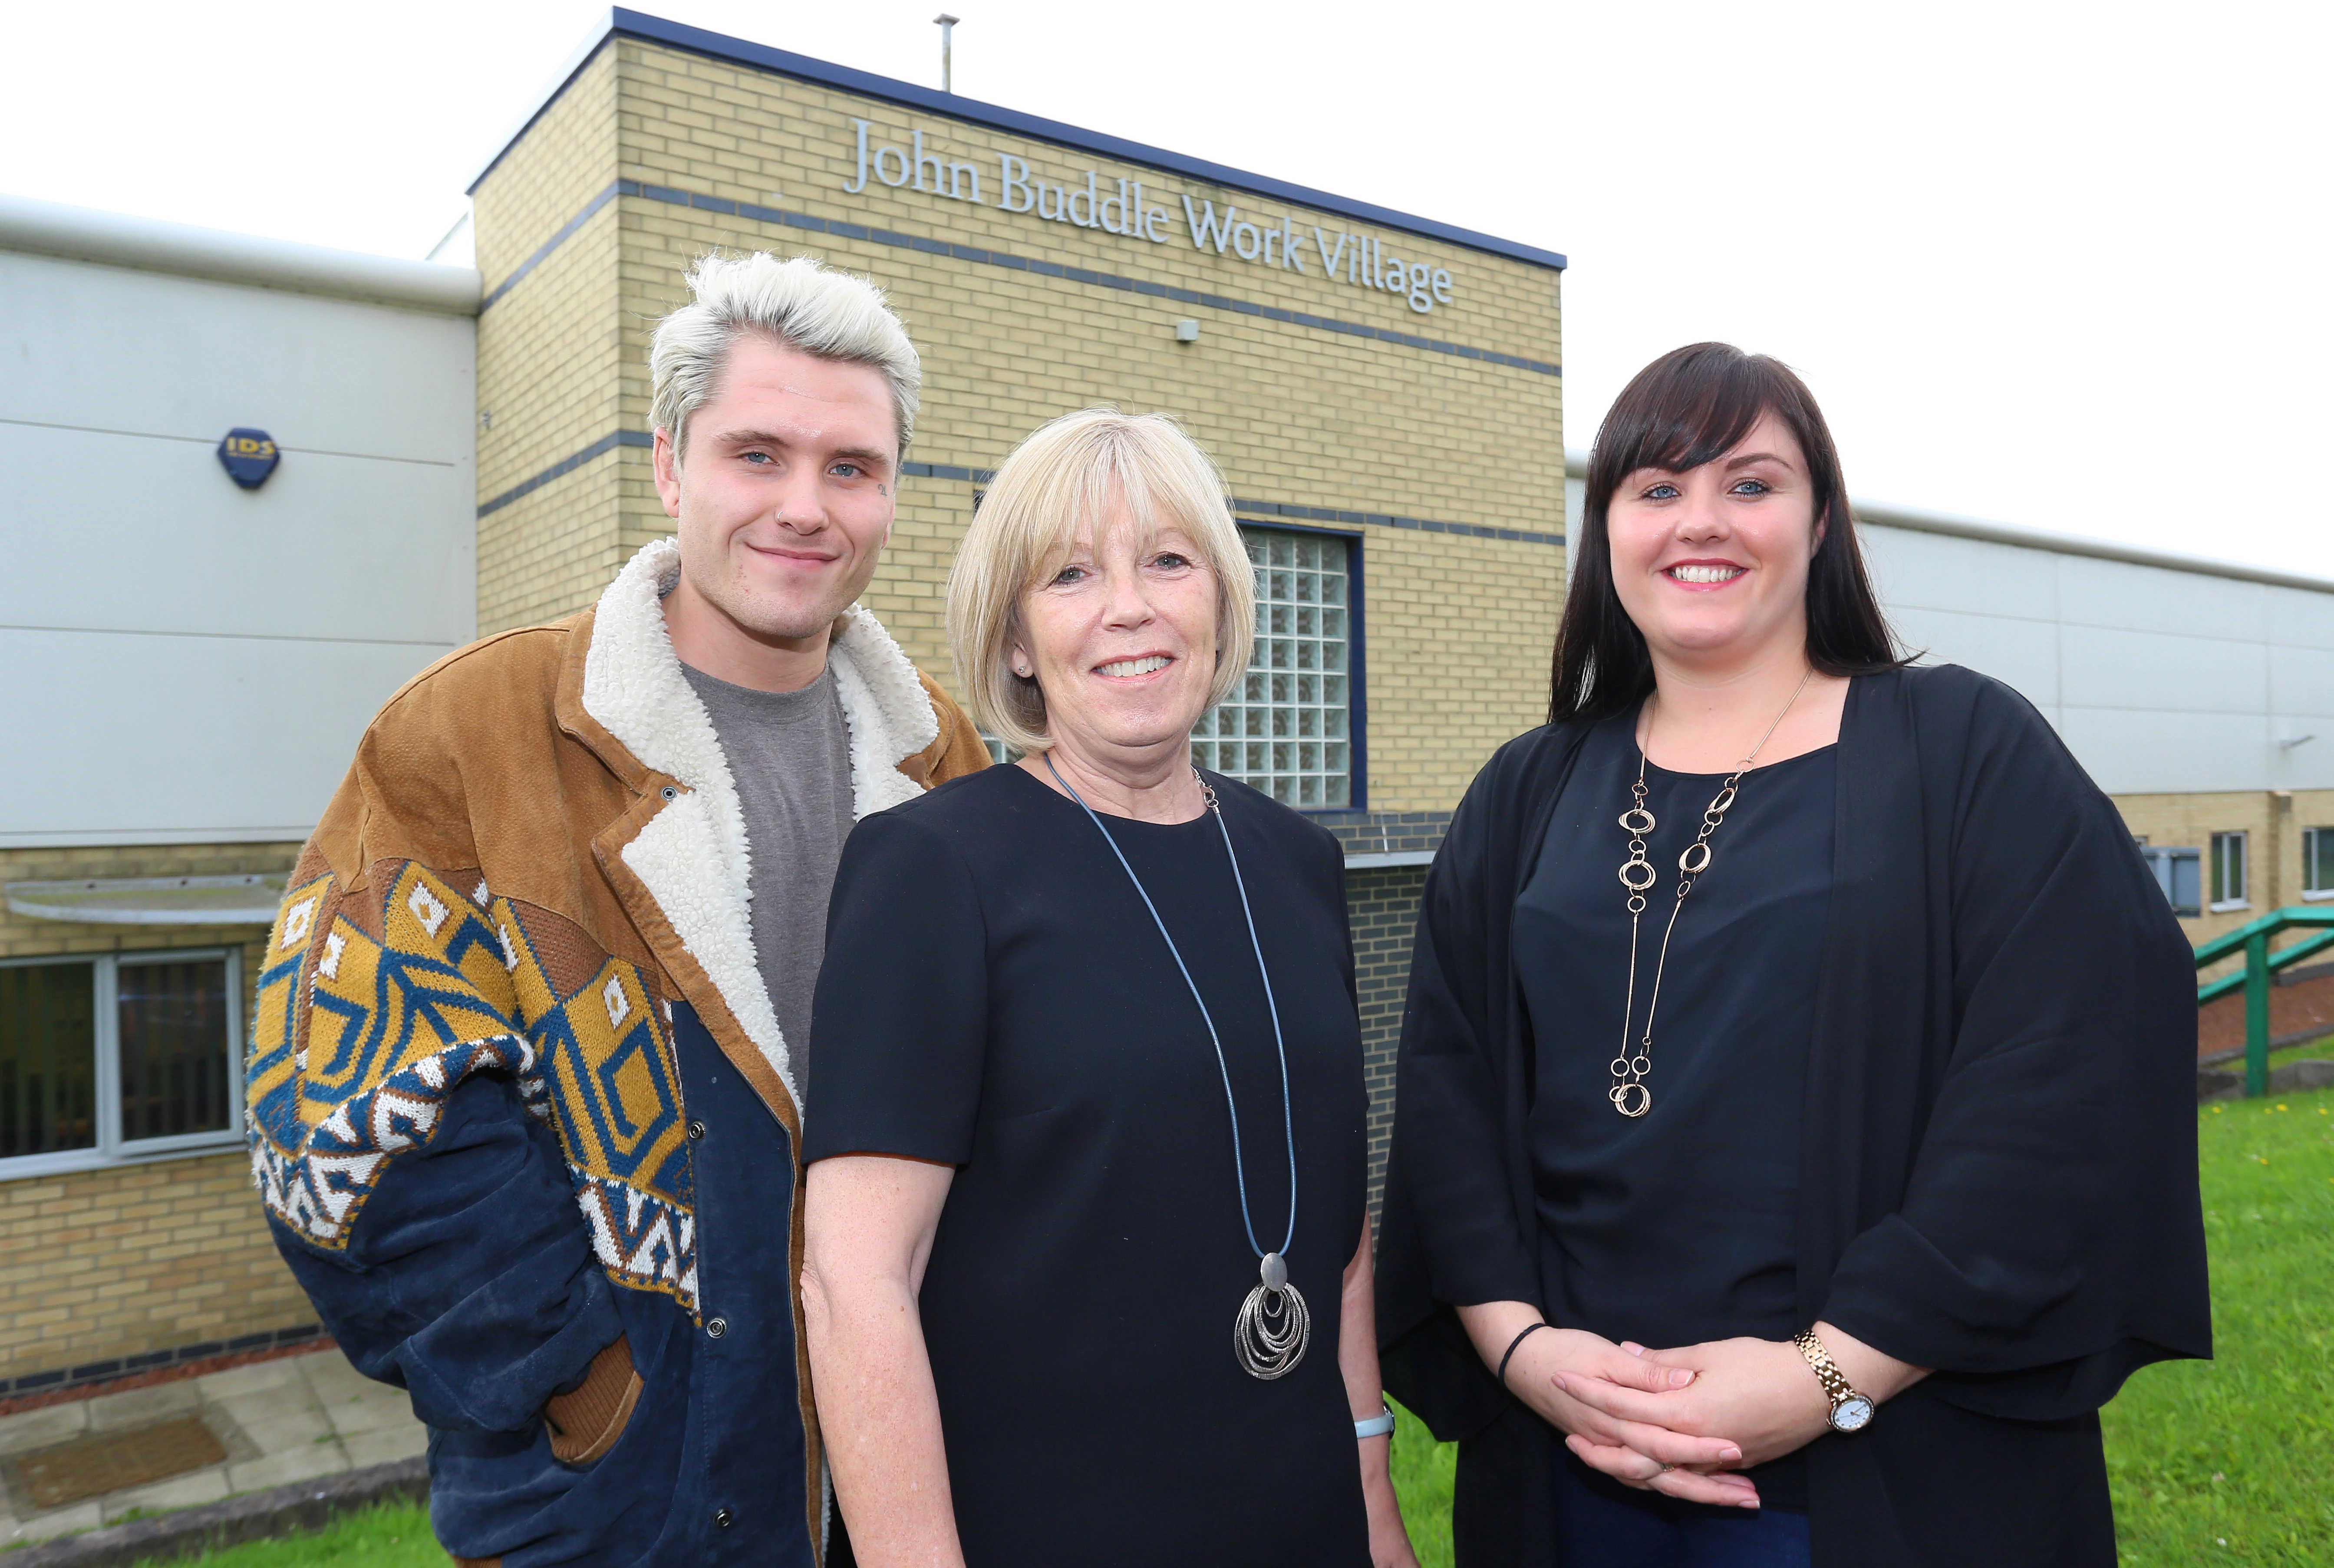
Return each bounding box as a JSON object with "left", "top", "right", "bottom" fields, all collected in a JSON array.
[{"left": 679, "top": 662, "right": 858, "bottom": 1063}]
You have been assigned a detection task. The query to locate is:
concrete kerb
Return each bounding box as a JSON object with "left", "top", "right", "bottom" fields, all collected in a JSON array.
[
  {"left": 1, "top": 1457, "right": 426, "bottom": 1568},
  {"left": 2197, "top": 1059, "right": 2334, "bottom": 1102}
]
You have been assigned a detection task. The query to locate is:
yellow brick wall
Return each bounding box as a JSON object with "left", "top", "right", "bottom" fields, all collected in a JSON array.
[
  {"left": 0, "top": 842, "right": 313, "bottom": 1380},
  {"left": 2111, "top": 789, "right": 2334, "bottom": 980},
  {"left": 0, "top": 1153, "right": 312, "bottom": 1380},
  {"left": 471, "top": 37, "right": 1568, "bottom": 813},
  {"left": 472, "top": 47, "right": 630, "bottom": 636}
]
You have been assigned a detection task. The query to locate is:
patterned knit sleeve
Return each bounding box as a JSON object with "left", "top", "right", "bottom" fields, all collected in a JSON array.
[{"left": 244, "top": 855, "right": 624, "bottom": 1434}]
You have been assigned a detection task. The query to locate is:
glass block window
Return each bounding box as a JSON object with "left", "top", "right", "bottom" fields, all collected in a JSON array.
[
  {"left": 0, "top": 949, "right": 240, "bottom": 1175},
  {"left": 1191, "top": 529, "right": 1354, "bottom": 807}
]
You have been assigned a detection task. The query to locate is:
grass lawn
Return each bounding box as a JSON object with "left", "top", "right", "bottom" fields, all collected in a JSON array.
[
  {"left": 2104, "top": 1084, "right": 2334, "bottom": 1565},
  {"left": 127, "top": 1089, "right": 2329, "bottom": 1568},
  {"left": 125, "top": 1502, "right": 443, "bottom": 1567},
  {"left": 1388, "top": 1085, "right": 2334, "bottom": 1567}
]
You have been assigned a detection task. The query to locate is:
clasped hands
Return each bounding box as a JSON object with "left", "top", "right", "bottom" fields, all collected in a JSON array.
[{"left": 1466, "top": 1309, "right": 1924, "bottom": 1511}]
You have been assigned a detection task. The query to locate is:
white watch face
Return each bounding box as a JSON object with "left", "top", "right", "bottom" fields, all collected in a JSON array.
[{"left": 1830, "top": 1395, "right": 1875, "bottom": 1433}]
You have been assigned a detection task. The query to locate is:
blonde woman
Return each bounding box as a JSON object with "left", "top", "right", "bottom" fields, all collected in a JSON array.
[{"left": 801, "top": 410, "right": 1421, "bottom": 1567}]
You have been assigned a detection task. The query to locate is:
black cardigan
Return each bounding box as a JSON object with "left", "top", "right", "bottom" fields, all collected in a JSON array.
[{"left": 1376, "top": 665, "right": 2210, "bottom": 1568}]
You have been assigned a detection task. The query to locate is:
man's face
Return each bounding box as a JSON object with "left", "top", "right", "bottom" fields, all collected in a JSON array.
[{"left": 653, "top": 335, "right": 899, "bottom": 646}]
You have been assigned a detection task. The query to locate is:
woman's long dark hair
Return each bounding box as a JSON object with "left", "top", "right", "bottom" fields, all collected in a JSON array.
[{"left": 1549, "top": 343, "right": 1908, "bottom": 724}]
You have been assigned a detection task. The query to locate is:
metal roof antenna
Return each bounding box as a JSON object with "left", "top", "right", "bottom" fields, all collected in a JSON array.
[{"left": 934, "top": 14, "right": 961, "bottom": 93}]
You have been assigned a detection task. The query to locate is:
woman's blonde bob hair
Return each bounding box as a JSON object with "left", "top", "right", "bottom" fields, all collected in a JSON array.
[{"left": 948, "top": 408, "right": 1255, "bottom": 757}]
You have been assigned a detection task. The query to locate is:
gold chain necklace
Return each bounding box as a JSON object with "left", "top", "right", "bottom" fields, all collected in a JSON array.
[{"left": 1610, "top": 669, "right": 1814, "bottom": 1118}]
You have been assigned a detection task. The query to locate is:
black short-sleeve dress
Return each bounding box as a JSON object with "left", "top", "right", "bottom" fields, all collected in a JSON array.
[{"left": 804, "top": 764, "right": 1371, "bottom": 1568}]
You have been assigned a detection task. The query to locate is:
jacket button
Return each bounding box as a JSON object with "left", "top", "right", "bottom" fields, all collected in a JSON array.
[
  {"left": 714, "top": 1507, "right": 733, "bottom": 1528},
  {"left": 706, "top": 1316, "right": 727, "bottom": 1339},
  {"left": 660, "top": 785, "right": 680, "bottom": 801},
  {"left": 687, "top": 1120, "right": 706, "bottom": 1140}
]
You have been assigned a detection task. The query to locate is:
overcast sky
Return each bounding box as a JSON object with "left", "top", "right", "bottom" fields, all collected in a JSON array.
[{"left": 7, "top": 1, "right": 2323, "bottom": 573}]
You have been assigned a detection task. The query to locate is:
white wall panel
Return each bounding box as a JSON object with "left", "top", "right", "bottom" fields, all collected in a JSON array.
[
  {"left": 0, "top": 244, "right": 474, "bottom": 846},
  {"left": 0, "top": 626, "right": 443, "bottom": 846},
  {"left": 0, "top": 425, "right": 469, "bottom": 644},
  {"left": 1856, "top": 523, "right": 2334, "bottom": 794},
  {"left": 2054, "top": 553, "right": 2266, "bottom": 636},
  {"left": 1883, "top": 605, "right": 2060, "bottom": 709},
  {"left": 2267, "top": 645, "right": 2334, "bottom": 721},
  {"left": 2266, "top": 586, "right": 2334, "bottom": 653},
  {"left": 0, "top": 251, "right": 474, "bottom": 464},
  {"left": 1861, "top": 525, "right": 2058, "bottom": 621},
  {"left": 2056, "top": 707, "right": 2272, "bottom": 795},
  {"left": 2058, "top": 626, "right": 2266, "bottom": 715}
]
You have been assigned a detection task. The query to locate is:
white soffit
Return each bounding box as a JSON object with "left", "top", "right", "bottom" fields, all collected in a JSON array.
[
  {"left": 1560, "top": 451, "right": 2334, "bottom": 596},
  {"left": 6, "top": 874, "right": 284, "bottom": 926},
  {"left": 0, "top": 194, "right": 482, "bottom": 316}
]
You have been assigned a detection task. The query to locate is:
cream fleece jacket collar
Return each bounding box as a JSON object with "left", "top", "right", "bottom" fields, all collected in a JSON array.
[{"left": 578, "top": 537, "right": 939, "bottom": 1105}]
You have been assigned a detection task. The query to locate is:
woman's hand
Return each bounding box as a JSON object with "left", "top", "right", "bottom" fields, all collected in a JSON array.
[
  {"left": 1562, "top": 1323, "right": 1929, "bottom": 1473},
  {"left": 1358, "top": 1432, "right": 1418, "bottom": 1568},
  {"left": 1453, "top": 1303, "right": 1756, "bottom": 1509},
  {"left": 1340, "top": 1219, "right": 1420, "bottom": 1568}
]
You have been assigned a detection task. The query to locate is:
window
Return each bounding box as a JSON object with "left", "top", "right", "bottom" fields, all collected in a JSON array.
[
  {"left": 2140, "top": 845, "right": 2202, "bottom": 917},
  {"left": 1191, "top": 528, "right": 1358, "bottom": 808},
  {"left": 2306, "top": 827, "right": 2334, "bottom": 901},
  {"left": 2209, "top": 830, "right": 2248, "bottom": 912},
  {"left": 0, "top": 950, "right": 240, "bottom": 1176}
]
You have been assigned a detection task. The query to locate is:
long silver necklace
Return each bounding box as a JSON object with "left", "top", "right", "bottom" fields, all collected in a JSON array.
[
  {"left": 1611, "top": 669, "right": 1813, "bottom": 1118},
  {"left": 1046, "top": 755, "right": 1309, "bottom": 1380}
]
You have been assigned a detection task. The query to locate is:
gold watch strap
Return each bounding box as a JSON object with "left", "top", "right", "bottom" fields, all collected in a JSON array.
[{"left": 1792, "top": 1328, "right": 1862, "bottom": 1407}]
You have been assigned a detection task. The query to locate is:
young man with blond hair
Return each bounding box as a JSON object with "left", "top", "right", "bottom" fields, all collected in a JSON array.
[{"left": 245, "top": 252, "right": 985, "bottom": 1567}]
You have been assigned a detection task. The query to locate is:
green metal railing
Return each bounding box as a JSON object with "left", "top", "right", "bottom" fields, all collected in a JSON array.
[{"left": 2193, "top": 906, "right": 2334, "bottom": 1097}]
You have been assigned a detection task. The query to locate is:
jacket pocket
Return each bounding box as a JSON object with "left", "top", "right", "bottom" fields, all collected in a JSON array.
[{"left": 543, "top": 1335, "right": 644, "bottom": 1466}]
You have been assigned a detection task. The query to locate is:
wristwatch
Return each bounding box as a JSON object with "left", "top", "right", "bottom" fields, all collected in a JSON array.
[{"left": 1792, "top": 1329, "right": 1876, "bottom": 1433}]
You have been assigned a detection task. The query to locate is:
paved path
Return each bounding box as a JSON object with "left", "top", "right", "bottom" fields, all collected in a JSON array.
[{"left": 0, "top": 1349, "right": 428, "bottom": 1548}]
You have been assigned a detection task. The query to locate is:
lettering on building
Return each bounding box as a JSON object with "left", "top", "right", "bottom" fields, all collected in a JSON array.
[{"left": 845, "top": 119, "right": 1457, "bottom": 314}]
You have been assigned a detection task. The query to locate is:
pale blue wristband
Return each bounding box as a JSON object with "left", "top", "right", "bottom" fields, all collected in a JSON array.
[{"left": 1355, "top": 1406, "right": 1395, "bottom": 1440}]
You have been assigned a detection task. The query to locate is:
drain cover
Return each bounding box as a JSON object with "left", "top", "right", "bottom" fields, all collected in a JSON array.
[{"left": 12, "top": 1416, "right": 227, "bottom": 1510}]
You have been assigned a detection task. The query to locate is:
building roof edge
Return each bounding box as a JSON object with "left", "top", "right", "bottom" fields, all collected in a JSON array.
[
  {"left": 1562, "top": 450, "right": 2334, "bottom": 595},
  {"left": 0, "top": 194, "right": 482, "bottom": 316},
  {"left": 468, "top": 7, "right": 1568, "bottom": 271}
]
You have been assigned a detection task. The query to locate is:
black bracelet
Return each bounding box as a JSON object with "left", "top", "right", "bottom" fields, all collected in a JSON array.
[{"left": 1496, "top": 1321, "right": 1549, "bottom": 1390}]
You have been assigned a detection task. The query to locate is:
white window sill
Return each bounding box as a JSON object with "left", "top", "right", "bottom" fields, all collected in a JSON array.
[
  {"left": 2304, "top": 889, "right": 2334, "bottom": 903},
  {"left": 0, "top": 1133, "right": 243, "bottom": 1185},
  {"left": 2209, "top": 899, "right": 2253, "bottom": 914}
]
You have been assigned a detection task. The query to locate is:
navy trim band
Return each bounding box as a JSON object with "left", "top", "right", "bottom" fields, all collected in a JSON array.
[
  {"left": 482, "top": 181, "right": 1560, "bottom": 378},
  {"left": 1234, "top": 500, "right": 1560, "bottom": 547},
  {"left": 471, "top": 9, "right": 1566, "bottom": 272},
  {"left": 480, "top": 181, "right": 621, "bottom": 311},
  {"left": 482, "top": 433, "right": 1562, "bottom": 551},
  {"left": 0, "top": 1324, "right": 325, "bottom": 1404},
  {"left": 476, "top": 428, "right": 653, "bottom": 517}
]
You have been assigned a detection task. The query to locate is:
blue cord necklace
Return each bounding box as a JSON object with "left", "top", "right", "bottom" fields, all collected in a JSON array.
[{"left": 1045, "top": 754, "right": 1309, "bottom": 1380}]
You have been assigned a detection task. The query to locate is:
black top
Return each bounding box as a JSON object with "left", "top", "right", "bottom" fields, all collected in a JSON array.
[
  {"left": 806, "top": 764, "right": 1370, "bottom": 1568},
  {"left": 1518, "top": 721, "right": 1834, "bottom": 1509},
  {"left": 1376, "top": 667, "right": 2210, "bottom": 1568}
]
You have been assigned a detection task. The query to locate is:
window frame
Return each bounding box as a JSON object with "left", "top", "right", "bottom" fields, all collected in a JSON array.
[
  {"left": 1203, "top": 518, "right": 1369, "bottom": 813},
  {"left": 2209, "top": 830, "right": 2249, "bottom": 913},
  {"left": 2139, "top": 844, "right": 2202, "bottom": 918},
  {"left": 0, "top": 946, "right": 244, "bottom": 1181},
  {"left": 2305, "top": 826, "right": 2334, "bottom": 902}
]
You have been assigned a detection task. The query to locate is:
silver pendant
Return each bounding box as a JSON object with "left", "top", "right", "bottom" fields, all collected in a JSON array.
[{"left": 1234, "top": 1251, "right": 1310, "bottom": 1380}]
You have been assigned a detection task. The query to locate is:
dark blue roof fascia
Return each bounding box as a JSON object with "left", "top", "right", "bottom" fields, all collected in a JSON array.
[{"left": 469, "top": 8, "right": 1566, "bottom": 272}]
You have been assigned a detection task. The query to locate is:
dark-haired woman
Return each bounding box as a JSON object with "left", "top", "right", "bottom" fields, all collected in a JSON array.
[{"left": 1376, "top": 343, "right": 2209, "bottom": 1568}]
